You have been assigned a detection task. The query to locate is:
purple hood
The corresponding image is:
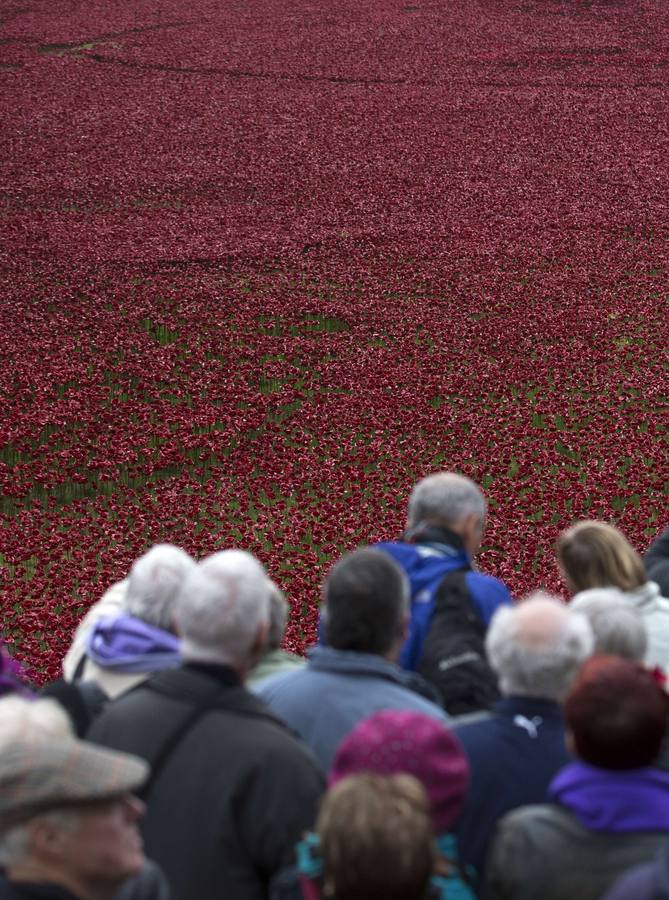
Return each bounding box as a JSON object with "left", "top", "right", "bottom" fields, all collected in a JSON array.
[
  {"left": 550, "top": 761, "right": 669, "bottom": 834},
  {"left": 86, "top": 613, "right": 181, "bottom": 673}
]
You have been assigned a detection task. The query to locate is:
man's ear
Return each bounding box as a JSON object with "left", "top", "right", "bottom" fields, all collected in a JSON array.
[
  {"left": 28, "top": 817, "right": 68, "bottom": 860},
  {"left": 461, "top": 511, "right": 483, "bottom": 556},
  {"left": 252, "top": 619, "right": 269, "bottom": 656}
]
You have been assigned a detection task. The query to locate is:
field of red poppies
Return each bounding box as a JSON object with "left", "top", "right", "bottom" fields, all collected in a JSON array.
[{"left": 1, "top": 0, "right": 667, "bottom": 679}]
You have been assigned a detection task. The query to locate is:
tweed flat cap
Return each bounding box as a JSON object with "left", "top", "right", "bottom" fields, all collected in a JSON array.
[{"left": 0, "top": 738, "right": 149, "bottom": 829}]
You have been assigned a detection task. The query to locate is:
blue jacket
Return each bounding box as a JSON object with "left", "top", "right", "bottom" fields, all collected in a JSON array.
[
  {"left": 452, "top": 696, "right": 570, "bottom": 882},
  {"left": 376, "top": 531, "right": 512, "bottom": 670},
  {"left": 253, "top": 645, "right": 449, "bottom": 771}
]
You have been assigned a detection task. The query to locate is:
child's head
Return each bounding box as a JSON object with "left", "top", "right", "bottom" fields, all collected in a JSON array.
[{"left": 317, "top": 772, "right": 434, "bottom": 900}]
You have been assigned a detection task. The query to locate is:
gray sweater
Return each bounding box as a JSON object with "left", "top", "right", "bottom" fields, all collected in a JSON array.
[{"left": 483, "top": 804, "right": 669, "bottom": 900}]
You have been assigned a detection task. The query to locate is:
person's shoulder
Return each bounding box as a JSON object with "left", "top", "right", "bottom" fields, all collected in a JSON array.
[
  {"left": 374, "top": 540, "right": 415, "bottom": 565},
  {"left": 499, "top": 802, "right": 580, "bottom": 841},
  {"left": 243, "top": 704, "right": 325, "bottom": 777},
  {"left": 465, "top": 570, "right": 513, "bottom": 621},
  {"left": 381, "top": 678, "right": 450, "bottom": 721},
  {"left": 652, "top": 590, "right": 669, "bottom": 613},
  {"left": 252, "top": 663, "right": 313, "bottom": 700},
  {"left": 87, "top": 668, "right": 199, "bottom": 738},
  {"left": 86, "top": 681, "right": 157, "bottom": 744},
  {"left": 247, "top": 650, "right": 305, "bottom": 687},
  {"left": 601, "top": 846, "right": 669, "bottom": 900},
  {"left": 466, "top": 570, "right": 512, "bottom": 599},
  {"left": 451, "top": 710, "right": 495, "bottom": 737}
]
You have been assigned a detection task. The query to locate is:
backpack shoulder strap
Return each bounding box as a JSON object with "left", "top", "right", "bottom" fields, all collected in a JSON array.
[
  {"left": 71, "top": 651, "right": 88, "bottom": 683},
  {"left": 137, "top": 680, "right": 224, "bottom": 799},
  {"left": 137, "top": 676, "right": 289, "bottom": 798}
]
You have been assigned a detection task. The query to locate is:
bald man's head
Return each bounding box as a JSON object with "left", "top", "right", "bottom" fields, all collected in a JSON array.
[{"left": 486, "top": 593, "right": 594, "bottom": 701}]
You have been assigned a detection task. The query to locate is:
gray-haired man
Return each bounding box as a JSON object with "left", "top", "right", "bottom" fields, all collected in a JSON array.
[
  {"left": 0, "top": 736, "right": 157, "bottom": 900},
  {"left": 88, "top": 549, "right": 324, "bottom": 900},
  {"left": 376, "top": 471, "right": 513, "bottom": 714},
  {"left": 451, "top": 593, "right": 593, "bottom": 884}
]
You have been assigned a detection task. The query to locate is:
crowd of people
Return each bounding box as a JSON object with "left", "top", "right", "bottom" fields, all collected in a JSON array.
[{"left": 1, "top": 471, "right": 669, "bottom": 900}]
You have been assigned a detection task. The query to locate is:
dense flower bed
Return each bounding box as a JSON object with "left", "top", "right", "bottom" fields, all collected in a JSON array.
[{"left": 1, "top": 0, "right": 667, "bottom": 680}]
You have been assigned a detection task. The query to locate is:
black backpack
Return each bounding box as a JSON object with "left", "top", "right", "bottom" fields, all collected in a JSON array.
[{"left": 417, "top": 569, "right": 499, "bottom": 716}]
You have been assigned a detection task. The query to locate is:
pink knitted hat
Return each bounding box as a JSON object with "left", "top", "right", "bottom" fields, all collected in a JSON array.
[{"left": 329, "top": 710, "right": 470, "bottom": 834}]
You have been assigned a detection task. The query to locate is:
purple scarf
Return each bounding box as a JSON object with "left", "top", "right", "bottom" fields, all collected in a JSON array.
[
  {"left": 550, "top": 761, "right": 669, "bottom": 833},
  {"left": 86, "top": 613, "right": 181, "bottom": 673}
]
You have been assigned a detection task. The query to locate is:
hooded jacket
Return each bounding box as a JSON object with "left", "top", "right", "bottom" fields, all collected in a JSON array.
[
  {"left": 482, "top": 763, "right": 669, "bottom": 900},
  {"left": 376, "top": 527, "right": 511, "bottom": 714},
  {"left": 376, "top": 529, "right": 511, "bottom": 671},
  {"left": 74, "top": 612, "right": 181, "bottom": 700}
]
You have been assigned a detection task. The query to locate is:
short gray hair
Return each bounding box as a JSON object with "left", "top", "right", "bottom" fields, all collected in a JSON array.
[
  {"left": 486, "top": 593, "right": 594, "bottom": 701},
  {"left": 407, "top": 473, "right": 486, "bottom": 530},
  {"left": 125, "top": 544, "right": 196, "bottom": 632},
  {"left": 0, "top": 809, "right": 79, "bottom": 867},
  {"left": 176, "top": 550, "right": 271, "bottom": 668},
  {"left": 267, "top": 583, "right": 289, "bottom": 651},
  {"left": 570, "top": 588, "right": 647, "bottom": 661}
]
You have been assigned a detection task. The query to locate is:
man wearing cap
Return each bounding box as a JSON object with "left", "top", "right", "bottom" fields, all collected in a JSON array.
[{"left": 0, "top": 735, "right": 155, "bottom": 900}]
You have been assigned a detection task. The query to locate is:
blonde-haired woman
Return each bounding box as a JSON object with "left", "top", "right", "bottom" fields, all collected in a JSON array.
[{"left": 557, "top": 520, "right": 669, "bottom": 671}]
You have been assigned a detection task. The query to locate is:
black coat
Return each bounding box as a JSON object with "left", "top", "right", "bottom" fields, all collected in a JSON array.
[
  {"left": 88, "top": 665, "right": 325, "bottom": 900},
  {"left": 0, "top": 882, "right": 78, "bottom": 900},
  {"left": 0, "top": 862, "right": 170, "bottom": 900}
]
